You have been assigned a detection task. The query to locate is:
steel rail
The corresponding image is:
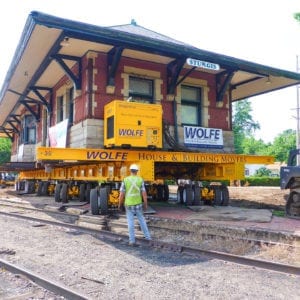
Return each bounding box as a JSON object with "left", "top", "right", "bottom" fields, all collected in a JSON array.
[
  {"left": 0, "top": 259, "right": 88, "bottom": 300},
  {"left": 148, "top": 223, "right": 299, "bottom": 248},
  {"left": 0, "top": 200, "right": 298, "bottom": 248},
  {"left": 0, "top": 210, "right": 299, "bottom": 276}
]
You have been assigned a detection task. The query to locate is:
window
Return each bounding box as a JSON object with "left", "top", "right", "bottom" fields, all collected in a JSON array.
[
  {"left": 181, "top": 85, "right": 201, "bottom": 126},
  {"left": 22, "top": 115, "right": 36, "bottom": 144},
  {"left": 67, "top": 87, "right": 74, "bottom": 125},
  {"left": 57, "top": 95, "right": 64, "bottom": 122},
  {"left": 129, "top": 76, "right": 153, "bottom": 103}
]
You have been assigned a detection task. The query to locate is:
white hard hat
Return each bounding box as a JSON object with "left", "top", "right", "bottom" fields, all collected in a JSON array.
[{"left": 129, "top": 164, "right": 139, "bottom": 171}]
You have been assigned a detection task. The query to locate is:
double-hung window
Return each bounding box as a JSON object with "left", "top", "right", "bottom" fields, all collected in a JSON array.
[
  {"left": 129, "top": 76, "right": 153, "bottom": 103},
  {"left": 181, "top": 85, "right": 201, "bottom": 126},
  {"left": 23, "top": 115, "right": 36, "bottom": 144},
  {"left": 57, "top": 95, "right": 64, "bottom": 122},
  {"left": 67, "top": 87, "right": 74, "bottom": 125}
]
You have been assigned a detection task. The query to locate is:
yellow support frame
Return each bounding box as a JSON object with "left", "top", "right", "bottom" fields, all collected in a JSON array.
[{"left": 19, "top": 147, "right": 274, "bottom": 182}]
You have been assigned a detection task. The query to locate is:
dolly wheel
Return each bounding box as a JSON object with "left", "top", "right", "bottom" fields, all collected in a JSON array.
[
  {"left": 177, "top": 188, "right": 184, "bottom": 204},
  {"left": 212, "top": 186, "right": 222, "bottom": 206},
  {"left": 41, "top": 181, "right": 50, "bottom": 196},
  {"left": 79, "top": 183, "right": 86, "bottom": 202},
  {"left": 37, "top": 182, "right": 43, "bottom": 196},
  {"left": 90, "top": 188, "right": 100, "bottom": 215},
  {"left": 221, "top": 185, "right": 230, "bottom": 206},
  {"left": 54, "top": 184, "right": 62, "bottom": 202},
  {"left": 163, "top": 184, "right": 169, "bottom": 202},
  {"left": 183, "top": 186, "right": 194, "bottom": 206},
  {"left": 61, "top": 183, "right": 68, "bottom": 203},
  {"left": 99, "top": 187, "right": 109, "bottom": 215},
  {"left": 286, "top": 192, "right": 300, "bottom": 217}
]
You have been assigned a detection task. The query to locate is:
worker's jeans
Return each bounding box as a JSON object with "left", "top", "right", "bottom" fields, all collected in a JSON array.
[{"left": 125, "top": 204, "right": 151, "bottom": 243}]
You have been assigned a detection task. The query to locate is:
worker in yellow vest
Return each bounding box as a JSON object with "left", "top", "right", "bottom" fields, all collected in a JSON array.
[{"left": 118, "top": 164, "right": 151, "bottom": 246}]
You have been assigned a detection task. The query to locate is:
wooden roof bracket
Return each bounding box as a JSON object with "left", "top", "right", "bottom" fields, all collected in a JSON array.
[
  {"left": 7, "top": 121, "right": 19, "bottom": 134},
  {"left": 20, "top": 100, "right": 41, "bottom": 122},
  {"left": 10, "top": 114, "right": 21, "bottom": 125},
  {"left": 176, "top": 66, "right": 196, "bottom": 87},
  {"left": 30, "top": 86, "right": 53, "bottom": 114},
  {"left": 216, "top": 70, "right": 235, "bottom": 102},
  {"left": 0, "top": 127, "right": 14, "bottom": 140},
  {"left": 167, "top": 57, "right": 186, "bottom": 95},
  {"left": 52, "top": 54, "right": 82, "bottom": 90},
  {"left": 107, "top": 46, "right": 124, "bottom": 87}
]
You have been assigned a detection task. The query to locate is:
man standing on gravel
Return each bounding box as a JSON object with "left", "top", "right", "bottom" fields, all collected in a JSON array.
[{"left": 118, "top": 164, "right": 151, "bottom": 246}]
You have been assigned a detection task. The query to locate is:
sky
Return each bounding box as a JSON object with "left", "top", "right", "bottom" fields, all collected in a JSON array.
[{"left": 0, "top": 0, "right": 299, "bottom": 143}]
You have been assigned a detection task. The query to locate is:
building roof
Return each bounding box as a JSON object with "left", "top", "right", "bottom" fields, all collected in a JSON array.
[
  {"left": 109, "top": 20, "right": 191, "bottom": 47},
  {"left": 0, "top": 11, "right": 300, "bottom": 138}
]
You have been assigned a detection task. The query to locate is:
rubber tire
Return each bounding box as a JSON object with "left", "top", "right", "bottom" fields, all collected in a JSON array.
[
  {"left": 90, "top": 188, "right": 100, "bottom": 215},
  {"left": 221, "top": 185, "right": 230, "bottom": 206},
  {"left": 79, "top": 183, "right": 86, "bottom": 202},
  {"left": 85, "top": 183, "right": 92, "bottom": 203},
  {"left": 60, "top": 183, "right": 68, "bottom": 203},
  {"left": 37, "top": 182, "right": 43, "bottom": 196},
  {"left": 54, "top": 184, "right": 62, "bottom": 202},
  {"left": 28, "top": 181, "right": 36, "bottom": 194},
  {"left": 177, "top": 187, "right": 184, "bottom": 204},
  {"left": 286, "top": 192, "right": 300, "bottom": 217},
  {"left": 151, "top": 184, "right": 158, "bottom": 201},
  {"left": 99, "top": 187, "right": 109, "bottom": 215},
  {"left": 163, "top": 184, "right": 169, "bottom": 202},
  {"left": 41, "top": 181, "right": 50, "bottom": 196},
  {"left": 184, "top": 186, "right": 194, "bottom": 206},
  {"left": 212, "top": 186, "right": 222, "bottom": 206},
  {"left": 156, "top": 185, "right": 163, "bottom": 201},
  {"left": 193, "top": 185, "right": 201, "bottom": 205}
]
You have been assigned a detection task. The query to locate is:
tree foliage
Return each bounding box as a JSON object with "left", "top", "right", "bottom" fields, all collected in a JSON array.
[
  {"left": 264, "top": 129, "right": 296, "bottom": 162},
  {"left": 232, "top": 99, "right": 296, "bottom": 162},
  {"left": 232, "top": 99, "right": 260, "bottom": 153},
  {"left": 294, "top": 12, "right": 300, "bottom": 22},
  {"left": 255, "top": 167, "right": 272, "bottom": 177},
  {"left": 0, "top": 138, "right": 11, "bottom": 165}
]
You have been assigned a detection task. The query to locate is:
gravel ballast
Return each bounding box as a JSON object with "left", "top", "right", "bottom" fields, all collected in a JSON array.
[{"left": 0, "top": 215, "right": 299, "bottom": 299}]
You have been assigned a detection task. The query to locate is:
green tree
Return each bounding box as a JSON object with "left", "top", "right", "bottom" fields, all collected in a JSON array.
[
  {"left": 240, "top": 136, "right": 268, "bottom": 155},
  {"left": 232, "top": 99, "right": 260, "bottom": 153},
  {"left": 265, "top": 129, "right": 296, "bottom": 162},
  {"left": 0, "top": 138, "right": 11, "bottom": 165},
  {"left": 255, "top": 166, "right": 272, "bottom": 177}
]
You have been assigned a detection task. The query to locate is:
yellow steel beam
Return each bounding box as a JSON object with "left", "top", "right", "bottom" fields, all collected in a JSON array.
[{"left": 37, "top": 147, "right": 274, "bottom": 165}]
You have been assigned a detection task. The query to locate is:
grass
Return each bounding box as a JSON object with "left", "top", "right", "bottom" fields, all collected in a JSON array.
[{"left": 272, "top": 210, "right": 285, "bottom": 217}]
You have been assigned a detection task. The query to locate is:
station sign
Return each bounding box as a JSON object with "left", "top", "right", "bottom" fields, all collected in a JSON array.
[{"left": 186, "top": 58, "right": 220, "bottom": 71}]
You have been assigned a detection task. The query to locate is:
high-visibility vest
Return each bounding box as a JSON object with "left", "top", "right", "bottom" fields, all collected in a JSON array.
[{"left": 123, "top": 175, "right": 143, "bottom": 206}]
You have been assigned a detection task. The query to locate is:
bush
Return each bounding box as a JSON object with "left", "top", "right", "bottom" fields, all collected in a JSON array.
[{"left": 241, "top": 176, "right": 280, "bottom": 186}]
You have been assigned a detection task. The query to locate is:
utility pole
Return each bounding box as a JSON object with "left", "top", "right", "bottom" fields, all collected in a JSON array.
[{"left": 297, "top": 55, "right": 300, "bottom": 164}]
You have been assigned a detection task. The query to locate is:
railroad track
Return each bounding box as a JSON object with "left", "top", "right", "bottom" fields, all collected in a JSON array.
[
  {"left": 0, "top": 258, "right": 88, "bottom": 299},
  {"left": 0, "top": 199, "right": 298, "bottom": 248},
  {"left": 0, "top": 206, "right": 299, "bottom": 277}
]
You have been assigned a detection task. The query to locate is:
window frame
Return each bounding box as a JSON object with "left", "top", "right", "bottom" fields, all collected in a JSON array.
[
  {"left": 181, "top": 85, "right": 201, "bottom": 126},
  {"left": 67, "top": 87, "right": 74, "bottom": 125},
  {"left": 56, "top": 95, "right": 64, "bottom": 123},
  {"left": 128, "top": 76, "right": 154, "bottom": 103},
  {"left": 22, "top": 115, "right": 36, "bottom": 144}
]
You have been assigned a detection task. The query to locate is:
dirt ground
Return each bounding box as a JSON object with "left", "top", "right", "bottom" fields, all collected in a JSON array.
[
  {"left": 0, "top": 185, "right": 289, "bottom": 210},
  {"left": 227, "top": 186, "right": 288, "bottom": 210}
]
